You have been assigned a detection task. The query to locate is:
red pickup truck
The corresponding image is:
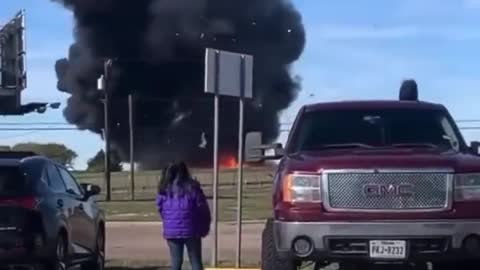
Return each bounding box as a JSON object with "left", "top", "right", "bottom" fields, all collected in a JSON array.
[{"left": 246, "top": 82, "right": 480, "bottom": 270}]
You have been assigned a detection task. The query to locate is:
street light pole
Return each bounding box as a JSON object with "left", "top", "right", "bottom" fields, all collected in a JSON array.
[
  {"left": 103, "top": 59, "right": 112, "bottom": 202},
  {"left": 128, "top": 94, "right": 135, "bottom": 200}
]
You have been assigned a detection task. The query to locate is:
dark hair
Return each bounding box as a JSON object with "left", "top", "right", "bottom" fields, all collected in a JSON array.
[
  {"left": 177, "top": 161, "right": 191, "bottom": 180},
  {"left": 157, "top": 163, "right": 178, "bottom": 195},
  {"left": 157, "top": 161, "right": 195, "bottom": 196}
]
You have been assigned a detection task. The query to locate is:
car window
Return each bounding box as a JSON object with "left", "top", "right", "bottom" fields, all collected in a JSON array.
[
  {"left": 57, "top": 166, "right": 83, "bottom": 196},
  {"left": 0, "top": 166, "right": 27, "bottom": 196},
  {"left": 45, "top": 164, "right": 66, "bottom": 193}
]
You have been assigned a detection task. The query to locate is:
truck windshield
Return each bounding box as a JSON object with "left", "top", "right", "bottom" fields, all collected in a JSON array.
[{"left": 291, "top": 108, "right": 462, "bottom": 153}]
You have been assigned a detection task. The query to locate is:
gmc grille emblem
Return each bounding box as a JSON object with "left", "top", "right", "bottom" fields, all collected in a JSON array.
[{"left": 363, "top": 184, "right": 415, "bottom": 197}]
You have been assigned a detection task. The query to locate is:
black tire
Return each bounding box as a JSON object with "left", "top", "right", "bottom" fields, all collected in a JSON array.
[
  {"left": 261, "top": 219, "right": 297, "bottom": 270},
  {"left": 81, "top": 226, "right": 106, "bottom": 270},
  {"left": 43, "top": 233, "right": 68, "bottom": 270}
]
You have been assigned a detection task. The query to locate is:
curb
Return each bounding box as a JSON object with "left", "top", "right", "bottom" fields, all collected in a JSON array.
[{"left": 106, "top": 220, "right": 267, "bottom": 226}]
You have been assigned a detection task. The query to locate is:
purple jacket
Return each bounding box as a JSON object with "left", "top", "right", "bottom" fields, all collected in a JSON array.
[{"left": 156, "top": 179, "right": 211, "bottom": 239}]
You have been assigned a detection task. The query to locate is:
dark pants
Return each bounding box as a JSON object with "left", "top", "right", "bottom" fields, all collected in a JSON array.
[{"left": 167, "top": 238, "right": 204, "bottom": 270}]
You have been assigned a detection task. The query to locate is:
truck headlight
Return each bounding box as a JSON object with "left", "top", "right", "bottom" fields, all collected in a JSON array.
[
  {"left": 282, "top": 174, "right": 322, "bottom": 203},
  {"left": 455, "top": 174, "right": 480, "bottom": 201}
]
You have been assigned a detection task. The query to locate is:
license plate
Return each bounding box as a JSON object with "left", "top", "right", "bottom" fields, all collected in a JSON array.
[{"left": 369, "top": 240, "right": 407, "bottom": 259}]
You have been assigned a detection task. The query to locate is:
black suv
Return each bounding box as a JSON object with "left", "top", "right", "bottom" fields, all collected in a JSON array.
[{"left": 0, "top": 152, "right": 105, "bottom": 270}]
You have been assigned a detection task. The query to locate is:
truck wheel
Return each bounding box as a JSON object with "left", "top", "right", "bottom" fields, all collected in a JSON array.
[{"left": 261, "top": 219, "right": 297, "bottom": 270}]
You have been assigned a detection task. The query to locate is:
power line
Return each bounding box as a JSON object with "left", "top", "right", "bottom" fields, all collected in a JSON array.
[
  {"left": 3, "top": 119, "right": 480, "bottom": 127},
  {"left": 0, "top": 122, "right": 73, "bottom": 126},
  {"left": 0, "top": 120, "right": 479, "bottom": 131},
  {"left": 280, "top": 120, "right": 480, "bottom": 126},
  {"left": 458, "top": 127, "right": 480, "bottom": 130},
  {"left": 277, "top": 127, "right": 480, "bottom": 133},
  {"left": 457, "top": 120, "right": 480, "bottom": 123},
  {"left": 0, "top": 126, "right": 478, "bottom": 132},
  {"left": 0, "top": 128, "right": 78, "bottom": 131},
  {"left": 0, "top": 131, "right": 38, "bottom": 139}
]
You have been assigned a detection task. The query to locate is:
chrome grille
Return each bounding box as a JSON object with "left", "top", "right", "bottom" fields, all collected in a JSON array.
[{"left": 325, "top": 170, "right": 451, "bottom": 211}]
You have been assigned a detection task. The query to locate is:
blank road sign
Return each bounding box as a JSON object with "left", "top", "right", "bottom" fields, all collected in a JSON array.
[{"left": 204, "top": 48, "right": 253, "bottom": 98}]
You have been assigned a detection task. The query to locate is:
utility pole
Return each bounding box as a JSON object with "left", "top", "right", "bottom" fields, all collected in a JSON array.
[
  {"left": 103, "top": 59, "right": 112, "bottom": 202},
  {"left": 128, "top": 94, "right": 135, "bottom": 200}
]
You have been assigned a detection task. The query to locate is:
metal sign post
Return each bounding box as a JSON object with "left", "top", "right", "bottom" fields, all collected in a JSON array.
[
  {"left": 205, "top": 48, "right": 253, "bottom": 268},
  {"left": 210, "top": 50, "right": 220, "bottom": 267},
  {"left": 235, "top": 55, "right": 247, "bottom": 268},
  {"left": 212, "top": 90, "right": 220, "bottom": 267}
]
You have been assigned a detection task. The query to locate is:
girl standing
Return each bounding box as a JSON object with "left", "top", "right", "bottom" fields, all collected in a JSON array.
[{"left": 156, "top": 162, "right": 211, "bottom": 270}]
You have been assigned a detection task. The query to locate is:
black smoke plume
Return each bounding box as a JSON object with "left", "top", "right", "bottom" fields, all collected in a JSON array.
[{"left": 52, "top": 0, "right": 306, "bottom": 169}]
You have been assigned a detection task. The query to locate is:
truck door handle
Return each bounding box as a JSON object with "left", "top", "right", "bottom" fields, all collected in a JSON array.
[{"left": 57, "top": 199, "right": 64, "bottom": 208}]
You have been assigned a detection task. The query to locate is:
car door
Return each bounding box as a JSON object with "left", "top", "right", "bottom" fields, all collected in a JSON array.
[
  {"left": 43, "top": 163, "right": 76, "bottom": 252},
  {"left": 56, "top": 166, "right": 96, "bottom": 253}
]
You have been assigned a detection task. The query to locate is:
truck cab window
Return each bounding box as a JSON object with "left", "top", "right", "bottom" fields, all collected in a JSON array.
[{"left": 292, "top": 108, "right": 462, "bottom": 152}]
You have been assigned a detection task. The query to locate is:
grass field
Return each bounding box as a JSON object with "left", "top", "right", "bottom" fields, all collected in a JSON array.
[
  {"left": 75, "top": 166, "right": 274, "bottom": 222},
  {"left": 75, "top": 166, "right": 273, "bottom": 199},
  {"left": 100, "top": 186, "right": 272, "bottom": 222}
]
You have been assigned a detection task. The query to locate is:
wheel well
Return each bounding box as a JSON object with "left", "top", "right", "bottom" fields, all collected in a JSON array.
[
  {"left": 98, "top": 221, "right": 106, "bottom": 251},
  {"left": 59, "top": 227, "right": 68, "bottom": 241},
  {"left": 58, "top": 226, "right": 68, "bottom": 249},
  {"left": 98, "top": 221, "right": 105, "bottom": 235}
]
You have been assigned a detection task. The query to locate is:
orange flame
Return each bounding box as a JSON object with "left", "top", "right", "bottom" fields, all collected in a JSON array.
[{"left": 220, "top": 154, "right": 238, "bottom": 169}]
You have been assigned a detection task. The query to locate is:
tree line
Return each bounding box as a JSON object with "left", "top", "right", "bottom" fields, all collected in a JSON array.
[{"left": 0, "top": 143, "right": 122, "bottom": 172}]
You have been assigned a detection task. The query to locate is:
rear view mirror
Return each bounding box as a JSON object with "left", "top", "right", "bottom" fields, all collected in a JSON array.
[
  {"left": 471, "top": 141, "right": 480, "bottom": 155},
  {"left": 245, "top": 131, "right": 285, "bottom": 162}
]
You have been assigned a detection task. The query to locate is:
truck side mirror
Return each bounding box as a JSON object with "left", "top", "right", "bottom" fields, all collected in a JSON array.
[
  {"left": 245, "top": 131, "right": 284, "bottom": 162},
  {"left": 471, "top": 141, "right": 480, "bottom": 155}
]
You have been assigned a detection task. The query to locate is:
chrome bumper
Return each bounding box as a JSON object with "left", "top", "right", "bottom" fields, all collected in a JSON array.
[{"left": 274, "top": 220, "right": 480, "bottom": 252}]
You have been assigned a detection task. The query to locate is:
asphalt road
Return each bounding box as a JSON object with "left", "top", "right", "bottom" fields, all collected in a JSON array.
[
  {"left": 105, "top": 223, "right": 428, "bottom": 270},
  {"left": 106, "top": 222, "right": 263, "bottom": 266}
]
